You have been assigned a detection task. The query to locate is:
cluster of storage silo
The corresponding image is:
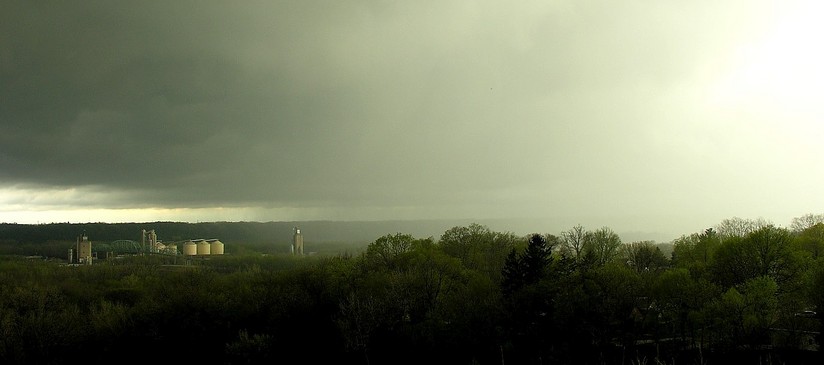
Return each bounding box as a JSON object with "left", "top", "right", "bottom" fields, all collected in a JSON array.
[{"left": 182, "top": 238, "right": 224, "bottom": 256}]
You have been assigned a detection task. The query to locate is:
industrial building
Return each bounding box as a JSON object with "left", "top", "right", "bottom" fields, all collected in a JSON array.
[
  {"left": 67, "top": 230, "right": 226, "bottom": 264},
  {"left": 142, "top": 229, "right": 224, "bottom": 257},
  {"left": 68, "top": 233, "right": 93, "bottom": 265},
  {"left": 292, "top": 227, "right": 304, "bottom": 255},
  {"left": 142, "top": 229, "right": 180, "bottom": 255},
  {"left": 181, "top": 238, "right": 225, "bottom": 256}
]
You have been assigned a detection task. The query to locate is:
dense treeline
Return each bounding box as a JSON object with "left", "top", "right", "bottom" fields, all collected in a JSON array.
[{"left": 1, "top": 215, "right": 824, "bottom": 364}]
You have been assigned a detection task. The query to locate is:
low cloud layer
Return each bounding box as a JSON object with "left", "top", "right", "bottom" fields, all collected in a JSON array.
[{"left": 2, "top": 1, "right": 823, "bottom": 236}]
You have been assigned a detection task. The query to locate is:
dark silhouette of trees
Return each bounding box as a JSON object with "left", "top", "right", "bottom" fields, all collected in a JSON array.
[
  {"left": 0, "top": 217, "right": 822, "bottom": 365},
  {"left": 501, "top": 247, "right": 523, "bottom": 297}
]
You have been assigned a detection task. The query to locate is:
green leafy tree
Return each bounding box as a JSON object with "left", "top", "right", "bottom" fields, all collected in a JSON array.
[
  {"left": 711, "top": 226, "right": 805, "bottom": 289},
  {"left": 439, "top": 223, "right": 492, "bottom": 265},
  {"left": 707, "top": 286, "right": 747, "bottom": 348},
  {"left": 583, "top": 226, "right": 622, "bottom": 266},
  {"left": 740, "top": 276, "right": 779, "bottom": 345},
  {"left": 592, "top": 263, "right": 644, "bottom": 346},
  {"left": 705, "top": 276, "right": 778, "bottom": 348},
  {"left": 439, "top": 223, "right": 520, "bottom": 283},
  {"left": 620, "top": 240, "right": 669, "bottom": 274},
  {"left": 796, "top": 223, "right": 824, "bottom": 260},
  {"left": 364, "top": 233, "right": 415, "bottom": 270},
  {"left": 403, "top": 241, "right": 465, "bottom": 322},
  {"left": 809, "top": 263, "right": 824, "bottom": 348},
  {"left": 671, "top": 228, "right": 720, "bottom": 280},
  {"left": 653, "top": 268, "right": 720, "bottom": 347}
]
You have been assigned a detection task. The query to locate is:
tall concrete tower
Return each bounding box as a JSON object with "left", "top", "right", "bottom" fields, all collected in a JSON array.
[
  {"left": 76, "top": 233, "right": 92, "bottom": 265},
  {"left": 292, "top": 227, "right": 304, "bottom": 255}
]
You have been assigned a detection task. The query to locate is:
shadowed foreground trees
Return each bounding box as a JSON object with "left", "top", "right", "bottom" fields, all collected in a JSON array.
[{"left": 0, "top": 220, "right": 822, "bottom": 365}]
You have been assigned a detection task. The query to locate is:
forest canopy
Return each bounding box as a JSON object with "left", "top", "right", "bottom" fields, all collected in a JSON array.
[{"left": 0, "top": 214, "right": 823, "bottom": 364}]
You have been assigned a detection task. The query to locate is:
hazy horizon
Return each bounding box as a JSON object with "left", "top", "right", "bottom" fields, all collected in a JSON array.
[{"left": 0, "top": 215, "right": 810, "bottom": 245}]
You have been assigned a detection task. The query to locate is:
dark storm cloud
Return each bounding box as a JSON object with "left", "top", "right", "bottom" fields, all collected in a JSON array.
[
  {"left": 2, "top": 1, "right": 564, "bottom": 208},
  {"left": 1, "top": 1, "right": 346, "bottom": 200},
  {"left": 2, "top": 1, "right": 823, "bottom": 235}
]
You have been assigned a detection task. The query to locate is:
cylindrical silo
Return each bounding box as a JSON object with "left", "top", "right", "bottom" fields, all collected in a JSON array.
[
  {"left": 182, "top": 240, "right": 197, "bottom": 256},
  {"left": 196, "top": 239, "right": 211, "bottom": 255},
  {"left": 208, "top": 239, "right": 224, "bottom": 255}
]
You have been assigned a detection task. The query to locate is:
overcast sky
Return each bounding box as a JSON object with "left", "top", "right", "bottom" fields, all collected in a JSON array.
[{"left": 1, "top": 1, "right": 822, "bottom": 239}]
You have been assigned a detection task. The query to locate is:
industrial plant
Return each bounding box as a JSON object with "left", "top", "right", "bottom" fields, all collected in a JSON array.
[{"left": 66, "top": 229, "right": 226, "bottom": 265}]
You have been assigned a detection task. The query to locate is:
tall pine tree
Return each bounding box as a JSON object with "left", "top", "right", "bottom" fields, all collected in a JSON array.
[
  {"left": 501, "top": 247, "right": 523, "bottom": 297},
  {"left": 522, "top": 234, "right": 550, "bottom": 285}
]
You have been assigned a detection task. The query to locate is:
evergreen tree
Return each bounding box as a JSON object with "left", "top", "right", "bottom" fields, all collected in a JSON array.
[
  {"left": 522, "top": 234, "right": 550, "bottom": 285},
  {"left": 501, "top": 247, "right": 523, "bottom": 297}
]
